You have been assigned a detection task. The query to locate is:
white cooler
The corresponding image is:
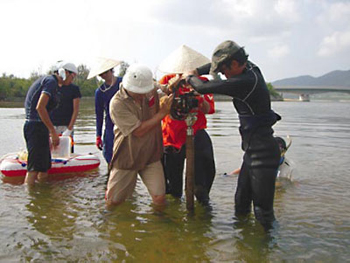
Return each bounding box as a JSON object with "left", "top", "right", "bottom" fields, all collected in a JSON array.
[{"left": 51, "top": 136, "right": 72, "bottom": 158}]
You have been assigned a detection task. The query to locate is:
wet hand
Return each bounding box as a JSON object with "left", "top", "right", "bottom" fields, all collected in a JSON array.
[
  {"left": 167, "top": 74, "right": 182, "bottom": 92},
  {"left": 51, "top": 133, "right": 60, "bottom": 147},
  {"left": 159, "top": 94, "right": 173, "bottom": 116},
  {"left": 183, "top": 69, "right": 199, "bottom": 79}
]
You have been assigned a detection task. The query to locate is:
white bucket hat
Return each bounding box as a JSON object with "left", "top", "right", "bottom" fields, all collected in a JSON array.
[
  {"left": 122, "top": 64, "right": 154, "bottom": 94},
  {"left": 158, "top": 45, "right": 210, "bottom": 74},
  {"left": 87, "top": 58, "right": 121, "bottom": 79}
]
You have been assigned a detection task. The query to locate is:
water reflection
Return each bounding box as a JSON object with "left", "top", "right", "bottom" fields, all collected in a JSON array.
[
  {"left": 25, "top": 182, "right": 77, "bottom": 256},
  {"left": 234, "top": 216, "right": 278, "bottom": 262},
  {"left": 97, "top": 189, "right": 215, "bottom": 261}
]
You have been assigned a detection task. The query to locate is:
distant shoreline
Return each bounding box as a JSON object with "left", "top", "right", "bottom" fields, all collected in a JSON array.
[
  {"left": 0, "top": 96, "right": 96, "bottom": 107},
  {"left": 1, "top": 95, "right": 348, "bottom": 108},
  {"left": 213, "top": 94, "right": 283, "bottom": 102}
]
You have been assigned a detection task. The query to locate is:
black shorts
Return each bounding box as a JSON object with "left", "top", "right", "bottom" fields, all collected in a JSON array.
[{"left": 24, "top": 121, "right": 51, "bottom": 172}]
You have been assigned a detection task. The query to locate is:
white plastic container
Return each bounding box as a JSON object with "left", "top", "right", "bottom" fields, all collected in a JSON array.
[{"left": 51, "top": 136, "right": 72, "bottom": 159}]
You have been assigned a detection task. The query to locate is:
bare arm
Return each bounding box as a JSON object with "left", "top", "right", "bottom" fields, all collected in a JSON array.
[
  {"left": 67, "top": 97, "right": 80, "bottom": 130},
  {"left": 157, "top": 75, "right": 181, "bottom": 95},
  {"left": 36, "top": 93, "right": 59, "bottom": 146}
]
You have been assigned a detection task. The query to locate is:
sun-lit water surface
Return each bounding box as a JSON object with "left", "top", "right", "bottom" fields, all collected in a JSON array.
[{"left": 0, "top": 99, "right": 350, "bottom": 262}]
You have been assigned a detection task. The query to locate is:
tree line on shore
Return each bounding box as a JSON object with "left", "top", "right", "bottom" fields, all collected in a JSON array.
[
  {"left": 0, "top": 63, "right": 128, "bottom": 101},
  {"left": 0, "top": 65, "right": 95, "bottom": 100},
  {"left": 0, "top": 63, "right": 281, "bottom": 101}
]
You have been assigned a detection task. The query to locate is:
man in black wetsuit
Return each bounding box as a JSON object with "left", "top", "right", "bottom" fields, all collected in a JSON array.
[{"left": 186, "top": 40, "right": 281, "bottom": 230}]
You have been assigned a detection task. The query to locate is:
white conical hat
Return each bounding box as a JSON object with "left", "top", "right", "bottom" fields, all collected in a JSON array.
[
  {"left": 87, "top": 57, "right": 122, "bottom": 79},
  {"left": 158, "top": 45, "right": 210, "bottom": 74}
]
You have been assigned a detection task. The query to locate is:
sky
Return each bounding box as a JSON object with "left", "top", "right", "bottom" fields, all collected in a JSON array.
[{"left": 0, "top": 0, "right": 349, "bottom": 82}]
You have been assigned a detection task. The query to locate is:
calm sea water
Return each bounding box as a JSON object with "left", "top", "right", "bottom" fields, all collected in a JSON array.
[{"left": 0, "top": 99, "right": 349, "bottom": 262}]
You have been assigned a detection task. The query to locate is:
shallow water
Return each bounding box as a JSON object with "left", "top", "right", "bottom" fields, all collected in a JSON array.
[{"left": 1, "top": 99, "right": 350, "bottom": 262}]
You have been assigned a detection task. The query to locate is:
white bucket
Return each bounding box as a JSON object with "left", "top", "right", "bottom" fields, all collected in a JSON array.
[{"left": 51, "top": 136, "right": 71, "bottom": 158}]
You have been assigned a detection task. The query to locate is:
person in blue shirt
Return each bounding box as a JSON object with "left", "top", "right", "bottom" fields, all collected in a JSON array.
[
  {"left": 87, "top": 58, "right": 122, "bottom": 164},
  {"left": 24, "top": 62, "right": 78, "bottom": 185}
]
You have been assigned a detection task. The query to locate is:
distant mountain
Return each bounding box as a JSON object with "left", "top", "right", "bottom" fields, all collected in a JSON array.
[{"left": 272, "top": 70, "right": 350, "bottom": 87}]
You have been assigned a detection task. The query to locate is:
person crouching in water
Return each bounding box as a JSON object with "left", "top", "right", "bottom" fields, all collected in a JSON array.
[
  {"left": 187, "top": 40, "right": 281, "bottom": 230},
  {"left": 231, "top": 136, "right": 294, "bottom": 181},
  {"left": 106, "top": 64, "right": 173, "bottom": 208}
]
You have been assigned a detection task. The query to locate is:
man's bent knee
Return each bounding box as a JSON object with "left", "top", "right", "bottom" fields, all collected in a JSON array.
[
  {"left": 152, "top": 194, "right": 166, "bottom": 206},
  {"left": 106, "top": 197, "right": 125, "bottom": 209},
  {"left": 105, "top": 189, "right": 127, "bottom": 208}
]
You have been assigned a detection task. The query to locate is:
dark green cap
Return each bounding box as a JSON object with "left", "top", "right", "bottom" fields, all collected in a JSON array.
[{"left": 210, "top": 40, "right": 241, "bottom": 74}]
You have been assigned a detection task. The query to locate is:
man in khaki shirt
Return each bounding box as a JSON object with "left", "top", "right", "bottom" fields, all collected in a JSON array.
[{"left": 106, "top": 64, "right": 172, "bottom": 207}]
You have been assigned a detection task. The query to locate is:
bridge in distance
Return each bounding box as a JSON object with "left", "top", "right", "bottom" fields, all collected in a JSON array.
[{"left": 273, "top": 85, "right": 350, "bottom": 101}]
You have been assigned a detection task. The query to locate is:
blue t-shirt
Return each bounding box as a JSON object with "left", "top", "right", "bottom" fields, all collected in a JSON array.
[
  {"left": 51, "top": 83, "right": 82, "bottom": 126},
  {"left": 25, "top": 75, "right": 59, "bottom": 121},
  {"left": 95, "top": 77, "right": 122, "bottom": 137}
]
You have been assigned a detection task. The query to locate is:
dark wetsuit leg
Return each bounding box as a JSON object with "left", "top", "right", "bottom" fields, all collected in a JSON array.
[
  {"left": 162, "top": 146, "right": 186, "bottom": 198},
  {"left": 194, "top": 129, "right": 216, "bottom": 204},
  {"left": 235, "top": 162, "right": 253, "bottom": 215},
  {"left": 251, "top": 166, "right": 277, "bottom": 228},
  {"left": 236, "top": 133, "right": 280, "bottom": 229},
  {"left": 162, "top": 129, "right": 216, "bottom": 203}
]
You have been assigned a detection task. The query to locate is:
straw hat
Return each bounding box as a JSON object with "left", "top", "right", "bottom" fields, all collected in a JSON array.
[
  {"left": 87, "top": 58, "right": 122, "bottom": 79},
  {"left": 158, "top": 45, "right": 210, "bottom": 74}
]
